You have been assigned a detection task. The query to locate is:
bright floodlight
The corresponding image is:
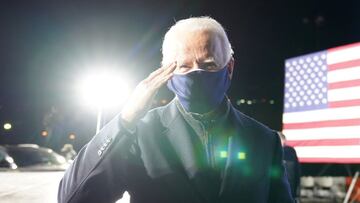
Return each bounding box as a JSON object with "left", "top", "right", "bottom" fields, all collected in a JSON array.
[
  {"left": 79, "top": 72, "right": 131, "bottom": 109},
  {"left": 4, "top": 123, "right": 12, "bottom": 130}
]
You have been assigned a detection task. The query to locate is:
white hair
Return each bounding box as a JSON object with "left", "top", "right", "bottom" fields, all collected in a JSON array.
[{"left": 161, "top": 16, "right": 234, "bottom": 67}]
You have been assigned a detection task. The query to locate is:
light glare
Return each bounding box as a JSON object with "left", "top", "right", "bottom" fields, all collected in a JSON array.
[
  {"left": 220, "top": 150, "right": 228, "bottom": 158},
  {"left": 79, "top": 72, "right": 130, "bottom": 109},
  {"left": 3, "top": 123, "right": 12, "bottom": 130}
]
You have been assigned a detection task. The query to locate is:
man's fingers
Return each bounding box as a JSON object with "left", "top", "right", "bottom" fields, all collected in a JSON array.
[
  {"left": 147, "top": 62, "right": 176, "bottom": 81},
  {"left": 164, "top": 62, "right": 177, "bottom": 73},
  {"left": 153, "top": 62, "right": 176, "bottom": 82},
  {"left": 153, "top": 72, "right": 174, "bottom": 89},
  {"left": 121, "top": 62, "right": 176, "bottom": 124},
  {"left": 147, "top": 67, "right": 166, "bottom": 81}
]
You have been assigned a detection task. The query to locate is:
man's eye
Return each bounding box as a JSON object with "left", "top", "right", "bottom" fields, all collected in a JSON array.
[{"left": 205, "top": 65, "right": 217, "bottom": 70}]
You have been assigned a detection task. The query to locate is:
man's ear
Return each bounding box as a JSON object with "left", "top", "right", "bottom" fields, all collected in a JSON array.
[{"left": 226, "top": 57, "right": 235, "bottom": 79}]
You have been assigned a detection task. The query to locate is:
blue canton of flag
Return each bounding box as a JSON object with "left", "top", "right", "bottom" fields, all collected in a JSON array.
[{"left": 284, "top": 51, "right": 328, "bottom": 113}]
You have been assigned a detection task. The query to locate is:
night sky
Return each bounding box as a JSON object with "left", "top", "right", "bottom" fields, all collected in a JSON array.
[{"left": 0, "top": 0, "right": 359, "bottom": 151}]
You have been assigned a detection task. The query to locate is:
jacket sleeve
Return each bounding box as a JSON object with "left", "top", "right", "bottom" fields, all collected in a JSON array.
[
  {"left": 58, "top": 114, "right": 137, "bottom": 203},
  {"left": 268, "top": 131, "right": 295, "bottom": 203},
  {"left": 293, "top": 148, "right": 301, "bottom": 198}
]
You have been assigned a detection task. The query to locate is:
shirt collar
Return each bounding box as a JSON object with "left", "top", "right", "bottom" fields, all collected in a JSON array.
[{"left": 175, "top": 96, "right": 231, "bottom": 127}]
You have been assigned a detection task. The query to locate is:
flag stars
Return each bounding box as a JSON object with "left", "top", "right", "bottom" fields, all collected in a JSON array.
[
  {"left": 303, "top": 95, "right": 308, "bottom": 101},
  {"left": 284, "top": 51, "right": 327, "bottom": 112}
]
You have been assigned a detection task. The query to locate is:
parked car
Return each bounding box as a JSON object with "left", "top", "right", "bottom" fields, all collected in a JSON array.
[{"left": 0, "top": 144, "right": 69, "bottom": 171}]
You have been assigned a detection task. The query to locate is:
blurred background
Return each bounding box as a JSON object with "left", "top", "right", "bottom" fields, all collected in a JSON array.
[{"left": 0, "top": 0, "right": 359, "bottom": 202}]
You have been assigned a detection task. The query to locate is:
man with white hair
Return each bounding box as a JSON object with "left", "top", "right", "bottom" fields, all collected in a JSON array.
[{"left": 58, "top": 16, "right": 293, "bottom": 203}]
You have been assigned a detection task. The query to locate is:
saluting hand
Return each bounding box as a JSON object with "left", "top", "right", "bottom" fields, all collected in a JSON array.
[{"left": 120, "top": 62, "right": 176, "bottom": 128}]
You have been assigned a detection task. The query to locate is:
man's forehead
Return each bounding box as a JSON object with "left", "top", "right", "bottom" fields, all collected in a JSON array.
[
  {"left": 175, "top": 31, "right": 221, "bottom": 63},
  {"left": 178, "top": 31, "right": 213, "bottom": 48}
]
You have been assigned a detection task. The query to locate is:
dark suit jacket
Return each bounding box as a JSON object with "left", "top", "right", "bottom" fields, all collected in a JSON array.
[
  {"left": 283, "top": 146, "right": 301, "bottom": 198},
  {"left": 58, "top": 99, "right": 294, "bottom": 203}
]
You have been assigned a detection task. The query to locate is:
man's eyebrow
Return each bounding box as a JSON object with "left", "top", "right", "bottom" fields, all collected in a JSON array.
[{"left": 201, "top": 58, "right": 219, "bottom": 66}]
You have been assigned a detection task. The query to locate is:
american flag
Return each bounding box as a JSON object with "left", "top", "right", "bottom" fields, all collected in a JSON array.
[{"left": 282, "top": 42, "right": 360, "bottom": 163}]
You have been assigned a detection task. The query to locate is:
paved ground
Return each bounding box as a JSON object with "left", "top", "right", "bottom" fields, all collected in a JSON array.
[
  {"left": 0, "top": 171, "right": 130, "bottom": 203},
  {"left": 1, "top": 171, "right": 342, "bottom": 203},
  {"left": 0, "top": 171, "right": 63, "bottom": 203}
]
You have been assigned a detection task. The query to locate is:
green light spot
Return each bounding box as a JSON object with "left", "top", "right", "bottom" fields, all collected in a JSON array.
[
  {"left": 238, "top": 152, "right": 246, "bottom": 160},
  {"left": 269, "top": 167, "right": 281, "bottom": 178},
  {"left": 220, "top": 151, "right": 228, "bottom": 158}
]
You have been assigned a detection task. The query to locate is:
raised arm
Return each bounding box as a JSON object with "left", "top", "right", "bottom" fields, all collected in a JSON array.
[{"left": 58, "top": 62, "right": 176, "bottom": 203}]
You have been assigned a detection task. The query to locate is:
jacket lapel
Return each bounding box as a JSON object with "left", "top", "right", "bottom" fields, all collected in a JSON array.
[{"left": 219, "top": 105, "right": 248, "bottom": 197}]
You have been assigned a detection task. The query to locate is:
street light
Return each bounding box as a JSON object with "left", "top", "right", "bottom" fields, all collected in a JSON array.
[
  {"left": 3, "top": 123, "right": 12, "bottom": 131},
  {"left": 41, "top": 130, "right": 49, "bottom": 137},
  {"left": 78, "top": 71, "right": 131, "bottom": 134}
]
